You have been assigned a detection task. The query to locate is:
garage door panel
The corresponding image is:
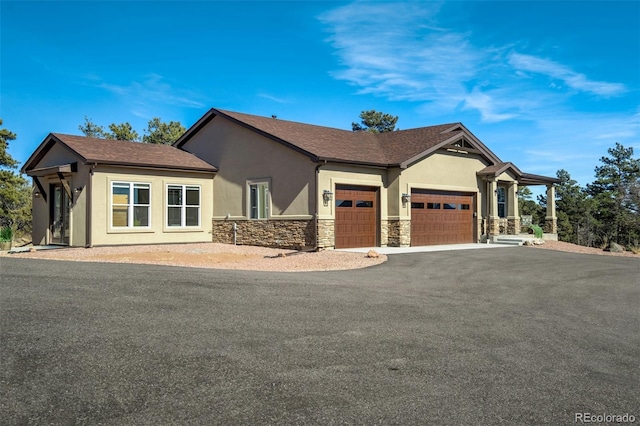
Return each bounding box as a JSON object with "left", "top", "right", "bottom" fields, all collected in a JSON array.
[
  {"left": 335, "top": 186, "right": 378, "bottom": 249},
  {"left": 411, "top": 191, "right": 474, "bottom": 246}
]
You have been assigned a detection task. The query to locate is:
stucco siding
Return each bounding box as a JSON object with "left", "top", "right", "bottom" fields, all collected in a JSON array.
[
  {"left": 180, "top": 117, "right": 317, "bottom": 219},
  {"left": 90, "top": 167, "right": 214, "bottom": 246},
  {"left": 317, "top": 164, "right": 387, "bottom": 220}
]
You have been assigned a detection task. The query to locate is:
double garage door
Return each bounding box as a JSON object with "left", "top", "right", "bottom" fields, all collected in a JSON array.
[
  {"left": 334, "top": 186, "right": 474, "bottom": 248},
  {"left": 411, "top": 190, "right": 475, "bottom": 246}
]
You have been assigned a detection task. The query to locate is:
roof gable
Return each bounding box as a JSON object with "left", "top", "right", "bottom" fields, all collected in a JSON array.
[
  {"left": 22, "top": 133, "right": 218, "bottom": 174},
  {"left": 176, "top": 108, "right": 497, "bottom": 168}
]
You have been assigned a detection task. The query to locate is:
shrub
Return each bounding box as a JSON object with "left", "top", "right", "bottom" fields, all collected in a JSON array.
[
  {"left": 529, "top": 224, "right": 543, "bottom": 239},
  {"left": 0, "top": 226, "right": 13, "bottom": 242}
]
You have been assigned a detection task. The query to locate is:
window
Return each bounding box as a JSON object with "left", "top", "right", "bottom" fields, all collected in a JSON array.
[
  {"left": 249, "top": 182, "right": 269, "bottom": 219},
  {"left": 336, "top": 199, "right": 352, "bottom": 208},
  {"left": 444, "top": 203, "right": 457, "bottom": 210},
  {"left": 356, "top": 200, "right": 373, "bottom": 208},
  {"left": 497, "top": 187, "right": 506, "bottom": 218},
  {"left": 427, "top": 203, "right": 441, "bottom": 209},
  {"left": 167, "top": 185, "right": 200, "bottom": 227},
  {"left": 459, "top": 204, "right": 470, "bottom": 210},
  {"left": 411, "top": 202, "right": 425, "bottom": 209},
  {"left": 111, "top": 182, "right": 150, "bottom": 228}
]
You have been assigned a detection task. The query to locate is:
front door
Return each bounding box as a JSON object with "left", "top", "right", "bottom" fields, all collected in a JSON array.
[{"left": 50, "top": 183, "right": 70, "bottom": 245}]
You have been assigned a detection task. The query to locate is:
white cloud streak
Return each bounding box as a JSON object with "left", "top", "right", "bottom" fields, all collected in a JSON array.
[
  {"left": 508, "top": 53, "right": 627, "bottom": 97},
  {"left": 319, "top": 2, "right": 628, "bottom": 122},
  {"left": 95, "top": 74, "right": 206, "bottom": 109}
]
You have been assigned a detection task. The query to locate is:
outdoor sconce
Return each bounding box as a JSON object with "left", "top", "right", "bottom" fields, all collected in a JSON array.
[
  {"left": 34, "top": 191, "right": 41, "bottom": 198},
  {"left": 401, "top": 193, "right": 411, "bottom": 205},
  {"left": 323, "top": 190, "right": 333, "bottom": 206},
  {"left": 74, "top": 187, "right": 83, "bottom": 194}
]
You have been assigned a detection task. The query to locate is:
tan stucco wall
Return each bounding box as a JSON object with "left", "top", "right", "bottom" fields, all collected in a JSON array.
[
  {"left": 399, "top": 151, "right": 489, "bottom": 220},
  {"left": 90, "top": 167, "right": 214, "bottom": 246},
  {"left": 317, "top": 164, "right": 387, "bottom": 220},
  {"left": 181, "top": 116, "right": 317, "bottom": 220}
]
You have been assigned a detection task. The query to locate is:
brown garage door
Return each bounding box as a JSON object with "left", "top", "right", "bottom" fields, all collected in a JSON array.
[
  {"left": 335, "top": 186, "right": 378, "bottom": 249},
  {"left": 411, "top": 190, "right": 474, "bottom": 246}
]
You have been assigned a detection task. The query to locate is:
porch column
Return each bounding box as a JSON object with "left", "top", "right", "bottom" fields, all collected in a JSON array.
[
  {"left": 488, "top": 179, "right": 500, "bottom": 236},
  {"left": 545, "top": 184, "right": 557, "bottom": 234},
  {"left": 507, "top": 182, "right": 520, "bottom": 235}
]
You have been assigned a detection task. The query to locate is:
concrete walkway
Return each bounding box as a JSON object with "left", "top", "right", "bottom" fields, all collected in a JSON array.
[{"left": 337, "top": 242, "right": 516, "bottom": 254}]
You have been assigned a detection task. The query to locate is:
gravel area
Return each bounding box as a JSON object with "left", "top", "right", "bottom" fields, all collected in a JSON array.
[
  {"left": 1, "top": 243, "right": 387, "bottom": 272},
  {"left": 528, "top": 239, "right": 639, "bottom": 258}
]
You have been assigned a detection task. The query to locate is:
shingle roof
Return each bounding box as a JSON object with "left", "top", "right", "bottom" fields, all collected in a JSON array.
[
  {"left": 177, "top": 109, "right": 468, "bottom": 167},
  {"left": 24, "top": 134, "right": 218, "bottom": 173}
]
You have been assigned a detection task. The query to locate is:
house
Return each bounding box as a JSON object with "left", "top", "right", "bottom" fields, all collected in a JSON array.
[
  {"left": 22, "top": 134, "right": 216, "bottom": 247},
  {"left": 23, "top": 108, "right": 559, "bottom": 249}
]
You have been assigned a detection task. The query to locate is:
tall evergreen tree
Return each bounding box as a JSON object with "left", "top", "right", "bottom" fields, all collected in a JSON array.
[
  {"left": 0, "top": 119, "right": 31, "bottom": 234},
  {"left": 586, "top": 143, "right": 640, "bottom": 246},
  {"left": 352, "top": 110, "right": 398, "bottom": 133}
]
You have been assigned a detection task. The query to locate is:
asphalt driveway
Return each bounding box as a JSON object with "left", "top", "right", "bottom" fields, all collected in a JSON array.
[{"left": 1, "top": 248, "right": 638, "bottom": 425}]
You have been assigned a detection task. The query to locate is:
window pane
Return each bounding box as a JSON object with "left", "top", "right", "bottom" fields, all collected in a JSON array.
[
  {"left": 411, "top": 202, "right": 425, "bottom": 209},
  {"left": 134, "top": 185, "right": 150, "bottom": 205},
  {"left": 498, "top": 204, "right": 506, "bottom": 218},
  {"left": 497, "top": 187, "right": 506, "bottom": 203},
  {"left": 113, "top": 185, "right": 129, "bottom": 205},
  {"left": 250, "top": 185, "right": 257, "bottom": 219},
  {"left": 168, "top": 186, "right": 182, "bottom": 206},
  {"left": 459, "top": 204, "right": 470, "bottom": 210},
  {"left": 336, "top": 200, "right": 352, "bottom": 208},
  {"left": 444, "top": 203, "right": 457, "bottom": 209},
  {"left": 112, "top": 206, "right": 129, "bottom": 227},
  {"left": 186, "top": 187, "right": 199, "bottom": 206},
  {"left": 259, "top": 184, "right": 268, "bottom": 218},
  {"left": 427, "top": 203, "right": 441, "bottom": 209},
  {"left": 168, "top": 207, "right": 182, "bottom": 226},
  {"left": 356, "top": 200, "right": 373, "bottom": 208},
  {"left": 186, "top": 207, "right": 199, "bottom": 226},
  {"left": 133, "top": 206, "right": 149, "bottom": 226}
]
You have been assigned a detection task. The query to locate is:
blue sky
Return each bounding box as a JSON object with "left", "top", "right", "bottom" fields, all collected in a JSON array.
[{"left": 2, "top": 1, "right": 638, "bottom": 192}]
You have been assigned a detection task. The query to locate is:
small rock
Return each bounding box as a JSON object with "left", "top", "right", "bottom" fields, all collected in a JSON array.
[
  {"left": 276, "top": 252, "right": 287, "bottom": 258},
  {"left": 366, "top": 250, "right": 380, "bottom": 258},
  {"left": 607, "top": 242, "right": 624, "bottom": 253},
  {"left": 29, "top": 247, "right": 37, "bottom": 253}
]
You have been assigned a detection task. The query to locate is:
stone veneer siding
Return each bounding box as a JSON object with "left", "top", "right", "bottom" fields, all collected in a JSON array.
[
  {"left": 388, "top": 219, "right": 411, "bottom": 247},
  {"left": 488, "top": 217, "right": 501, "bottom": 235},
  {"left": 507, "top": 218, "right": 520, "bottom": 235},
  {"left": 544, "top": 217, "right": 558, "bottom": 234},
  {"left": 316, "top": 219, "right": 335, "bottom": 250},
  {"left": 212, "top": 219, "right": 315, "bottom": 249}
]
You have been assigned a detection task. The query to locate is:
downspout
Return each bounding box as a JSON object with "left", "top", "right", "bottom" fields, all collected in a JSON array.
[{"left": 85, "top": 163, "right": 96, "bottom": 248}]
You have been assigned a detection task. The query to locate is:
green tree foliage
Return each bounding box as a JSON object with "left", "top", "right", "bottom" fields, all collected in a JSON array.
[
  {"left": 142, "top": 118, "right": 186, "bottom": 144},
  {"left": 78, "top": 116, "right": 107, "bottom": 138},
  {"left": 0, "top": 119, "right": 32, "bottom": 235},
  {"left": 553, "top": 169, "right": 598, "bottom": 245},
  {"left": 586, "top": 143, "right": 640, "bottom": 246},
  {"left": 352, "top": 110, "right": 398, "bottom": 133},
  {"left": 517, "top": 186, "right": 544, "bottom": 225},
  {"left": 106, "top": 122, "right": 139, "bottom": 141},
  {"left": 79, "top": 117, "right": 184, "bottom": 144}
]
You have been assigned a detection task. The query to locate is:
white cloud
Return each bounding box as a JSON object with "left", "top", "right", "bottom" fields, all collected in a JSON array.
[
  {"left": 95, "top": 74, "right": 206, "bottom": 109},
  {"left": 508, "top": 53, "right": 627, "bottom": 97},
  {"left": 319, "top": 2, "right": 629, "bottom": 122},
  {"left": 257, "top": 92, "right": 293, "bottom": 104}
]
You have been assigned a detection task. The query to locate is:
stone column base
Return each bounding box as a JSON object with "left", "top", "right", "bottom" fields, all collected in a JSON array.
[
  {"left": 316, "top": 219, "right": 335, "bottom": 250},
  {"left": 507, "top": 217, "right": 520, "bottom": 235},
  {"left": 544, "top": 217, "right": 558, "bottom": 234},
  {"left": 488, "top": 217, "right": 501, "bottom": 236},
  {"left": 388, "top": 219, "right": 410, "bottom": 247}
]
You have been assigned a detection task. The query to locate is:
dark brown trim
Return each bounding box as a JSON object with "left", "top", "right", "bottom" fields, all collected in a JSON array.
[{"left": 33, "top": 177, "right": 47, "bottom": 202}]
